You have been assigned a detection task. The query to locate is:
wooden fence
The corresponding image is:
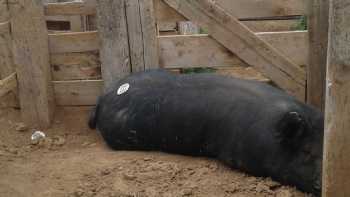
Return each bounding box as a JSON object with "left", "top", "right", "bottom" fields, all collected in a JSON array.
[{"left": 0, "top": 0, "right": 326, "bottom": 128}]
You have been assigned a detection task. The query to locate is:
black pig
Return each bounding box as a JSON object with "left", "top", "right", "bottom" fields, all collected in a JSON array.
[{"left": 89, "top": 70, "right": 324, "bottom": 196}]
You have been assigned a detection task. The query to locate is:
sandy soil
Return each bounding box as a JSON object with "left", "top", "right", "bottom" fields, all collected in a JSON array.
[{"left": 0, "top": 106, "right": 313, "bottom": 197}]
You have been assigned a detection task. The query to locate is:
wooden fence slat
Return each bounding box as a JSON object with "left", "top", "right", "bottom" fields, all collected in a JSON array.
[
  {"left": 215, "top": 0, "right": 306, "bottom": 18},
  {"left": 307, "top": 0, "right": 329, "bottom": 110},
  {"left": 51, "top": 52, "right": 101, "bottom": 80},
  {"left": 164, "top": 0, "right": 306, "bottom": 99},
  {"left": 0, "top": 73, "right": 17, "bottom": 98},
  {"left": 48, "top": 32, "right": 308, "bottom": 79},
  {"left": 44, "top": 1, "right": 96, "bottom": 16},
  {"left": 97, "top": 0, "right": 131, "bottom": 88},
  {"left": 0, "top": 22, "right": 13, "bottom": 78},
  {"left": 10, "top": 0, "right": 55, "bottom": 128},
  {"left": 53, "top": 80, "right": 103, "bottom": 106},
  {"left": 159, "top": 35, "right": 247, "bottom": 68},
  {"left": 323, "top": 0, "right": 350, "bottom": 196},
  {"left": 49, "top": 31, "right": 99, "bottom": 53}
]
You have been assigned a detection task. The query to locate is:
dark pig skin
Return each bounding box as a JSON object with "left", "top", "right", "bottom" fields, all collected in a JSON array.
[{"left": 89, "top": 69, "right": 324, "bottom": 196}]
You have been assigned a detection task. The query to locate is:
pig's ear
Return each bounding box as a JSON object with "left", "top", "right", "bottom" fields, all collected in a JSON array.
[{"left": 276, "top": 112, "right": 308, "bottom": 149}]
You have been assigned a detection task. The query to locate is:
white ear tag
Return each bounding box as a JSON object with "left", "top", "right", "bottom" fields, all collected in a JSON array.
[{"left": 117, "top": 83, "right": 130, "bottom": 95}]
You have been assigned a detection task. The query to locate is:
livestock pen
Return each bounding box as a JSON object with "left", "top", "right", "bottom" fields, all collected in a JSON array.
[{"left": 0, "top": 0, "right": 349, "bottom": 196}]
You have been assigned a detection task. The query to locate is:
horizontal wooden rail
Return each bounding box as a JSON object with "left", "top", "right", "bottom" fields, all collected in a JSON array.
[
  {"left": 48, "top": 30, "right": 308, "bottom": 68},
  {"left": 44, "top": 1, "right": 96, "bottom": 16},
  {"left": 0, "top": 73, "right": 17, "bottom": 98},
  {"left": 44, "top": 0, "right": 307, "bottom": 17},
  {"left": 49, "top": 31, "right": 99, "bottom": 53}
]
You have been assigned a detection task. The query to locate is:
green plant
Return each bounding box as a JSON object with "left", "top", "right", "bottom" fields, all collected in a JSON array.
[{"left": 295, "top": 16, "right": 307, "bottom": 31}]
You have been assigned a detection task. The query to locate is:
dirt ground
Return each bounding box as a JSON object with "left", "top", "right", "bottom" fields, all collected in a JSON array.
[{"left": 0, "top": 106, "right": 313, "bottom": 197}]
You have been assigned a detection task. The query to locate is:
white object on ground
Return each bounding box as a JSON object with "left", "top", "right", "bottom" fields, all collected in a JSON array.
[{"left": 31, "top": 131, "right": 46, "bottom": 141}]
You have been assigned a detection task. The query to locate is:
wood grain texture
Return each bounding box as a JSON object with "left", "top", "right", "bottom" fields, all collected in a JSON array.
[
  {"left": 323, "top": 0, "right": 350, "bottom": 196},
  {"left": 125, "top": 0, "right": 145, "bottom": 72},
  {"left": 49, "top": 31, "right": 99, "bottom": 53},
  {"left": 307, "top": 0, "right": 329, "bottom": 110},
  {"left": 10, "top": 0, "right": 55, "bottom": 128},
  {"left": 44, "top": 1, "right": 96, "bottom": 16},
  {"left": 164, "top": 0, "right": 306, "bottom": 100},
  {"left": 215, "top": 0, "right": 306, "bottom": 18},
  {"left": 97, "top": 0, "right": 131, "bottom": 88},
  {"left": 139, "top": 0, "right": 159, "bottom": 69},
  {"left": 256, "top": 31, "right": 309, "bottom": 67},
  {"left": 53, "top": 80, "right": 103, "bottom": 106},
  {"left": 159, "top": 35, "right": 246, "bottom": 68},
  {"left": 0, "top": 0, "right": 9, "bottom": 22},
  {"left": 51, "top": 51, "right": 101, "bottom": 80}
]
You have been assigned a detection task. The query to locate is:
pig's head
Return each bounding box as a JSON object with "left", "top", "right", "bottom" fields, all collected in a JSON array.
[{"left": 275, "top": 108, "right": 324, "bottom": 196}]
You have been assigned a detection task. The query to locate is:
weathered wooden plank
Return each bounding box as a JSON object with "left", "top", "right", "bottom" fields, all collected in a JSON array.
[
  {"left": 44, "top": 1, "right": 96, "bottom": 16},
  {"left": 215, "top": 0, "right": 306, "bottom": 18},
  {"left": 159, "top": 35, "right": 246, "bottom": 68},
  {"left": 96, "top": 0, "right": 131, "bottom": 88},
  {"left": 0, "top": 73, "right": 17, "bottom": 98},
  {"left": 215, "top": 67, "right": 270, "bottom": 83},
  {"left": 164, "top": 0, "right": 306, "bottom": 99},
  {"left": 307, "top": 0, "right": 329, "bottom": 110},
  {"left": 10, "top": 0, "right": 55, "bottom": 128},
  {"left": 323, "top": 0, "right": 350, "bottom": 196},
  {"left": 139, "top": 0, "right": 159, "bottom": 69},
  {"left": 53, "top": 80, "right": 103, "bottom": 106},
  {"left": 125, "top": 0, "right": 145, "bottom": 73},
  {"left": 50, "top": 52, "right": 101, "bottom": 80},
  {"left": 49, "top": 31, "right": 98, "bottom": 53},
  {"left": 0, "top": 22, "right": 13, "bottom": 77},
  {"left": 256, "top": 31, "right": 309, "bottom": 67}
]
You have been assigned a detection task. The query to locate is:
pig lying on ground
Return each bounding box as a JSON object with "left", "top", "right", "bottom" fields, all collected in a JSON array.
[{"left": 89, "top": 69, "right": 324, "bottom": 196}]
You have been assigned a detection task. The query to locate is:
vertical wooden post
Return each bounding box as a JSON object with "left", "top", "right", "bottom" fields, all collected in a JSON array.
[
  {"left": 307, "top": 0, "right": 329, "bottom": 110},
  {"left": 0, "top": 0, "right": 12, "bottom": 78},
  {"left": 139, "top": 0, "right": 159, "bottom": 69},
  {"left": 9, "top": 0, "right": 55, "bottom": 128},
  {"left": 97, "top": 0, "right": 131, "bottom": 88},
  {"left": 126, "top": 0, "right": 159, "bottom": 72},
  {"left": 323, "top": 0, "right": 350, "bottom": 196},
  {"left": 125, "top": 0, "right": 145, "bottom": 73}
]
